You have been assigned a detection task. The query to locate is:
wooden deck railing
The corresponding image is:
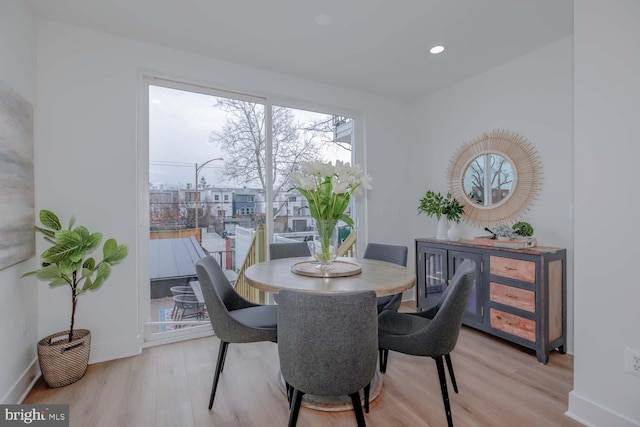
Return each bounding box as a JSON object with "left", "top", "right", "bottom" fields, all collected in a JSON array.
[
  {"left": 338, "top": 231, "right": 357, "bottom": 257},
  {"left": 234, "top": 225, "right": 357, "bottom": 304},
  {"left": 234, "top": 224, "right": 267, "bottom": 304}
]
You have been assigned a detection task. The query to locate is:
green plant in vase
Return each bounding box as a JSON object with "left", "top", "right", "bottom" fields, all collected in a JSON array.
[
  {"left": 290, "top": 161, "right": 372, "bottom": 268},
  {"left": 444, "top": 196, "right": 465, "bottom": 224},
  {"left": 417, "top": 190, "right": 448, "bottom": 220},
  {"left": 418, "top": 191, "right": 464, "bottom": 240}
]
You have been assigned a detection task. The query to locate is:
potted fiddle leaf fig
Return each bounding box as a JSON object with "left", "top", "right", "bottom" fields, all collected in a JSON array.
[{"left": 22, "top": 209, "right": 128, "bottom": 387}]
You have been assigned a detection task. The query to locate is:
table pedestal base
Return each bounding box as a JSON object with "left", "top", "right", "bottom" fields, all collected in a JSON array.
[{"left": 278, "top": 371, "right": 383, "bottom": 412}]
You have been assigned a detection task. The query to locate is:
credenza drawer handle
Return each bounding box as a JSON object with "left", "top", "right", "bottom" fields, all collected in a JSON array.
[
  {"left": 504, "top": 266, "right": 517, "bottom": 271},
  {"left": 505, "top": 293, "right": 518, "bottom": 299}
]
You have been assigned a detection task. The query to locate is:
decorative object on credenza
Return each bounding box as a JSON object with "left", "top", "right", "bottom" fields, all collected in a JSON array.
[
  {"left": 0, "top": 78, "right": 35, "bottom": 270},
  {"left": 474, "top": 222, "right": 537, "bottom": 249},
  {"left": 445, "top": 196, "right": 465, "bottom": 242},
  {"left": 484, "top": 227, "right": 498, "bottom": 239},
  {"left": 418, "top": 190, "right": 464, "bottom": 241},
  {"left": 447, "top": 129, "right": 542, "bottom": 227},
  {"left": 21, "top": 210, "right": 128, "bottom": 387},
  {"left": 418, "top": 190, "right": 449, "bottom": 240},
  {"left": 290, "top": 160, "right": 372, "bottom": 270},
  {"left": 493, "top": 224, "right": 516, "bottom": 241},
  {"left": 512, "top": 221, "right": 534, "bottom": 237},
  {"left": 473, "top": 235, "right": 537, "bottom": 249}
]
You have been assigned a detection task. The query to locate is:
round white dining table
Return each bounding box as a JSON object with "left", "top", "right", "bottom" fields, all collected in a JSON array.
[
  {"left": 244, "top": 256, "right": 415, "bottom": 412},
  {"left": 244, "top": 256, "right": 415, "bottom": 297}
]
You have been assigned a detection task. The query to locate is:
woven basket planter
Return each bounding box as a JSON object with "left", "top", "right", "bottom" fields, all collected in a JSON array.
[{"left": 37, "top": 329, "right": 91, "bottom": 388}]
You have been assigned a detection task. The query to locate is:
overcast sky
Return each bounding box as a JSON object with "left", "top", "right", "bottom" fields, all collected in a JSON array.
[{"left": 148, "top": 85, "right": 351, "bottom": 190}]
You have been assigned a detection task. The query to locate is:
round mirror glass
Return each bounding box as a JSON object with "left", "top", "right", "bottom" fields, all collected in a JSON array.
[{"left": 462, "top": 153, "right": 515, "bottom": 207}]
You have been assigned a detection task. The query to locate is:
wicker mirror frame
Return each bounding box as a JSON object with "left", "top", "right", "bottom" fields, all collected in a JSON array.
[{"left": 447, "top": 129, "right": 542, "bottom": 227}]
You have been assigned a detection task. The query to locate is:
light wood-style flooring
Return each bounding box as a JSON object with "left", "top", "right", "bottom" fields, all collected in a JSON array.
[{"left": 24, "top": 302, "right": 582, "bottom": 427}]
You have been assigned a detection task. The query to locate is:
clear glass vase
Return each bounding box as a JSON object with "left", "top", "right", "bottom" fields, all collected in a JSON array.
[{"left": 312, "top": 219, "right": 339, "bottom": 269}]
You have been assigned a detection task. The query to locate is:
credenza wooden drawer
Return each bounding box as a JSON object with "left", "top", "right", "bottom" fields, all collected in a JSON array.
[
  {"left": 490, "top": 282, "right": 535, "bottom": 312},
  {"left": 490, "top": 308, "right": 536, "bottom": 342},
  {"left": 490, "top": 256, "right": 536, "bottom": 283}
]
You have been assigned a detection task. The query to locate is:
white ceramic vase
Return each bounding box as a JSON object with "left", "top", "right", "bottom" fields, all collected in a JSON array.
[
  {"left": 447, "top": 222, "right": 461, "bottom": 241},
  {"left": 436, "top": 217, "right": 449, "bottom": 240}
]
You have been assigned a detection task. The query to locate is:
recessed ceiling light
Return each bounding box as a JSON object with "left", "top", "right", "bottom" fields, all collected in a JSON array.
[
  {"left": 315, "top": 13, "right": 332, "bottom": 26},
  {"left": 430, "top": 45, "right": 445, "bottom": 55}
]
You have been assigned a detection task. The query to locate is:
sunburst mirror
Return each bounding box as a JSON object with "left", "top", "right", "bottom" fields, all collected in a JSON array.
[{"left": 447, "top": 129, "right": 542, "bottom": 227}]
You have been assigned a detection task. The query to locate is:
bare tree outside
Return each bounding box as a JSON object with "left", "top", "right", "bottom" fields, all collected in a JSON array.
[
  {"left": 209, "top": 99, "right": 328, "bottom": 198},
  {"left": 465, "top": 154, "right": 513, "bottom": 204}
]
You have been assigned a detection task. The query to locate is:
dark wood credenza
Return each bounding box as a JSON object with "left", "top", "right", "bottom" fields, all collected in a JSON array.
[{"left": 415, "top": 238, "right": 566, "bottom": 364}]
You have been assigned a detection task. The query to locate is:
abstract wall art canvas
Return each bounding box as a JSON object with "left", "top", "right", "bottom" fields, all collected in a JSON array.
[{"left": 0, "top": 79, "right": 34, "bottom": 270}]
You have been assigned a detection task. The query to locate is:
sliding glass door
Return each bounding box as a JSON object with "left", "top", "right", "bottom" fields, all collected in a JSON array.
[{"left": 142, "top": 76, "right": 357, "bottom": 342}]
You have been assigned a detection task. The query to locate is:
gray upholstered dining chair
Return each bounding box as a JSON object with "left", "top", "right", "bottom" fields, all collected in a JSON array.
[
  {"left": 362, "top": 242, "right": 408, "bottom": 314},
  {"left": 278, "top": 289, "right": 378, "bottom": 427},
  {"left": 377, "top": 259, "right": 475, "bottom": 427},
  {"left": 269, "top": 241, "right": 311, "bottom": 260},
  {"left": 195, "top": 255, "right": 278, "bottom": 410},
  {"left": 416, "top": 261, "right": 476, "bottom": 395}
]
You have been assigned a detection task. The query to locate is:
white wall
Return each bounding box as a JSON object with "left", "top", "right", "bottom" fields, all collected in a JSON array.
[
  {"left": 35, "top": 19, "right": 412, "bottom": 363},
  {"left": 0, "top": 0, "right": 39, "bottom": 404},
  {"left": 568, "top": 1, "right": 640, "bottom": 426},
  {"left": 408, "top": 38, "right": 575, "bottom": 349}
]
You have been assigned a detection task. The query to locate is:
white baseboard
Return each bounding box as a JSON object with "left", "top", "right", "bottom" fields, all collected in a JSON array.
[
  {"left": 89, "top": 339, "right": 142, "bottom": 365},
  {"left": 0, "top": 357, "right": 40, "bottom": 404},
  {"left": 567, "top": 391, "right": 640, "bottom": 427}
]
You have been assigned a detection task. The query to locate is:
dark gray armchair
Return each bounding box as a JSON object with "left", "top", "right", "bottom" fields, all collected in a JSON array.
[
  {"left": 377, "top": 259, "right": 475, "bottom": 427},
  {"left": 278, "top": 290, "right": 378, "bottom": 427},
  {"left": 362, "top": 242, "right": 408, "bottom": 314},
  {"left": 269, "top": 242, "right": 311, "bottom": 260},
  {"left": 195, "top": 255, "right": 278, "bottom": 410}
]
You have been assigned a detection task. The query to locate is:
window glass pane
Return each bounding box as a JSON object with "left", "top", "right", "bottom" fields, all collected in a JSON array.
[
  {"left": 271, "top": 107, "right": 354, "bottom": 244},
  {"left": 148, "top": 84, "right": 263, "bottom": 335}
]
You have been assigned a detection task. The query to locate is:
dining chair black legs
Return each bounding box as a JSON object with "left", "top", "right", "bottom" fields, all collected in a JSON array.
[
  {"left": 435, "top": 355, "right": 453, "bottom": 427},
  {"left": 363, "top": 383, "right": 371, "bottom": 413},
  {"left": 209, "top": 340, "right": 229, "bottom": 410},
  {"left": 444, "top": 354, "right": 458, "bottom": 393},
  {"left": 379, "top": 348, "right": 458, "bottom": 394}
]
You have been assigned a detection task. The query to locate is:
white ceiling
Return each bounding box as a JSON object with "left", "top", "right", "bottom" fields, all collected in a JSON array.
[{"left": 26, "top": 0, "right": 573, "bottom": 102}]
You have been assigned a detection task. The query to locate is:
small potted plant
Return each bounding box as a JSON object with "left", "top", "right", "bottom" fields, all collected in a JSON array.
[
  {"left": 512, "top": 221, "right": 534, "bottom": 238},
  {"left": 444, "top": 197, "right": 465, "bottom": 241},
  {"left": 418, "top": 191, "right": 464, "bottom": 240},
  {"left": 22, "top": 210, "right": 128, "bottom": 387}
]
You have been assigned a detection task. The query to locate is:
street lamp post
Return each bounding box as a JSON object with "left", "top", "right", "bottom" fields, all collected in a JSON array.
[{"left": 195, "top": 157, "right": 224, "bottom": 242}]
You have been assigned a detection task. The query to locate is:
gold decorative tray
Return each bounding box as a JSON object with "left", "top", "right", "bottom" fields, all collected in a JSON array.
[{"left": 291, "top": 260, "right": 362, "bottom": 278}]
